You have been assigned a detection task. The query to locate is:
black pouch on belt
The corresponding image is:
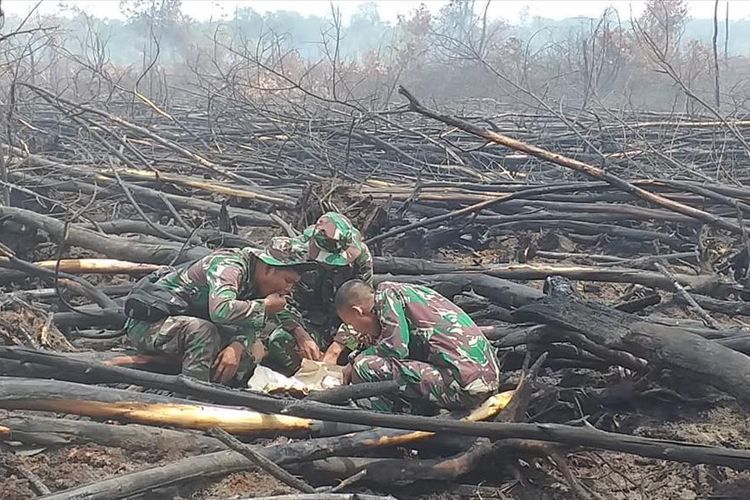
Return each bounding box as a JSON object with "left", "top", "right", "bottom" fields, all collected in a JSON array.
[{"left": 124, "top": 276, "right": 189, "bottom": 323}]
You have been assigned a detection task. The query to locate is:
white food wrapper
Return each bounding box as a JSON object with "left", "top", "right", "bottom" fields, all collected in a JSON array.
[{"left": 247, "top": 359, "right": 344, "bottom": 395}]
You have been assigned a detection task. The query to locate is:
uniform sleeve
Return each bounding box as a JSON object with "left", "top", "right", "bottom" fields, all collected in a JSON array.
[
  {"left": 205, "top": 254, "right": 266, "bottom": 349},
  {"left": 275, "top": 299, "right": 304, "bottom": 333},
  {"left": 362, "top": 289, "right": 410, "bottom": 359},
  {"left": 354, "top": 245, "right": 374, "bottom": 285},
  {"left": 333, "top": 323, "right": 363, "bottom": 351}
]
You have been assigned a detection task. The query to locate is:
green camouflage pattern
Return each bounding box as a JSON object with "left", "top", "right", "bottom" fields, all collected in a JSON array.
[
  {"left": 125, "top": 247, "right": 287, "bottom": 380},
  {"left": 265, "top": 213, "right": 373, "bottom": 374},
  {"left": 349, "top": 282, "right": 501, "bottom": 413},
  {"left": 126, "top": 316, "right": 255, "bottom": 383},
  {"left": 249, "top": 242, "right": 309, "bottom": 268},
  {"left": 302, "top": 212, "right": 366, "bottom": 267}
]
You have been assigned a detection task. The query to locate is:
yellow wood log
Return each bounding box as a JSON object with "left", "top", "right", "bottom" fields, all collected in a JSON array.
[
  {"left": 361, "top": 390, "right": 515, "bottom": 447},
  {"left": 1, "top": 400, "right": 314, "bottom": 435},
  {"left": 108, "top": 169, "right": 294, "bottom": 207},
  {"left": 32, "top": 259, "right": 161, "bottom": 274},
  {"left": 0, "top": 391, "right": 512, "bottom": 439}
]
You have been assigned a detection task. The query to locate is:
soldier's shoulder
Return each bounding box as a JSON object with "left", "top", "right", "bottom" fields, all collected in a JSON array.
[
  {"left": 204, "top": 248, "right": 249, "bottom": 271},
  {"left": 377, "top": 281, "right": 406, "bottom": 293}
]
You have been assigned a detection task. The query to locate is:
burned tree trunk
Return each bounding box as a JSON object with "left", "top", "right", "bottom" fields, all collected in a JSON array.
[{"left": 515, "top": 278, "right": 750, "bottom": 404}]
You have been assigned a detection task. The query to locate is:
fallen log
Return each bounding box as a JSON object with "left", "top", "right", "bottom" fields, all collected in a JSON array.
[
  {"left": 0, "top": 377, "right": 359, "bottom": 437},
  {"left": 36, "top": 448, "right": 393, "bottom": 500},
  {"left": 39, "top": 448, "right": 252, "bottom": 500},
  {"left": 0, "top": 346, "right": 302, "bottom": 412},
  {"left": 32, "top": 393, "right": 515, "bottom": 499},
  {"left": 86, "top": 220, "right": 253, "bottom": 246},
  {"left": 0, "top": 252, "right": 116, "bottom": 310},
  {"left": 279, "top": 400, "right": 750, "bottom": 471},
  {"left": 31, "top": 259, "right": 161, "bottom": 275},
  {"left": 485, "top": 219, "right": 688, "bottom": 249},
  {"left": 374, "top": 272, "right": 544, "bottom": 308},
  {"left": 307, "top": 381, "right": 400, "bottom": 404},
  {"left": 52, "top": 308, "right": 126, "bottom": 330},
  {"left": 514, "top": 278, "right": 750, "bottom": 404},
  {"left": 398, "top": 86, "right": 742, "bottom": 234},
  {"left": 266, "top": 391, "right": 514, "bottom": 465},
  {"left": 0, "top": 347, "right": 512, "bottom": 440},
  {"left": 0, "top": 206, "right": 208, "bottom": 265},
  {"left": 112, "top": 167, "right": 297, "bottom": 208},
  {"left": 49, "top": 174, "right": 276, "bottom": 227},
  {"left": 1, "top": 391, "right": 511, "bottom": 463},
  {"left": 374, "top": 256, "right": 730, "bottom": 295},
  {"left": 675, "top": 293, "right": 750, "bottom": 317},
  {"left": 0, "top": 415, "right": 224, "bottom": 453},
  {"left": 489, "top": 324, "right": 647, "bottom": 372}
]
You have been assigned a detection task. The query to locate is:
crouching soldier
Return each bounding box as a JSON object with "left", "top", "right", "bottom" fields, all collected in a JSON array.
[
  {"left": 123, "top": 245, "right": 309, "bottom": 386},
  {"left": 334, "top": 279, "right": 501, "bottom": 414},
  {"left": 264, "top": 212, "right": 373, "bottom": 376}
]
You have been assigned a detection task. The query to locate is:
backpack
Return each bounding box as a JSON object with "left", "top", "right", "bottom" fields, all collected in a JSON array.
[{"left": 124, "top": 270, "right": 189, "bottom": 322}]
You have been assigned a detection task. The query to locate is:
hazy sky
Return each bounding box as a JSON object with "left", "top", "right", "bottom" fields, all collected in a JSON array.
[{"left": 3, "top": 0, "right": 749, "bottom": 24}]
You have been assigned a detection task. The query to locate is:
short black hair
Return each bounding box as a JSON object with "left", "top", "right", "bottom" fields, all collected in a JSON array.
[{"left": 335, "top": 279, "right": 374, "bottom": 311}]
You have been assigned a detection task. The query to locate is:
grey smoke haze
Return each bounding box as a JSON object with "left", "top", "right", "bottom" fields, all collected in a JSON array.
[{"left": 4, "top": 1, "right": 750, "bottom": 23}]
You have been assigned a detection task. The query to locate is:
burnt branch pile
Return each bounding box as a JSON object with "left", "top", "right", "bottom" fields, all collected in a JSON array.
[{"left": 2, "top": 77, "right": 750, "bottom": 498}]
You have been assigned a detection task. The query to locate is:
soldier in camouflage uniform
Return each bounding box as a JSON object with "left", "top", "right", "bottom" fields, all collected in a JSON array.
[
  {"left": 264, "top": 212, "right": 373, "bottom": 376},
  {"left": 124, "top": 244, "right": 308, "bottom": 385},
  {"left": 335, "top": 279, "right": 501, "bottom": 414}
]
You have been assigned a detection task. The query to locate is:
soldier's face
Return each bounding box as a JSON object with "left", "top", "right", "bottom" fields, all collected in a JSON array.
[
  {"left": 257, "top": 266, "right": 301, "bottom": 295},
  {"left": 338, "top": 301, "right": 379, "bottom": 336}
]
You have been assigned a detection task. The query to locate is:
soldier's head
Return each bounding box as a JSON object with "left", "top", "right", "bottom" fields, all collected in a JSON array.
[
  {"left": 303, "top": 212, "right": 364, "bottom": 268},
  {"left": 255, "top": 263, "right": 301, "bottom": 295},
  {"left": 248, "top": 240, "right": 310, "bottom": 295},
  {"left": 335, "top": 279, "right": 380, "bottom": 335}
]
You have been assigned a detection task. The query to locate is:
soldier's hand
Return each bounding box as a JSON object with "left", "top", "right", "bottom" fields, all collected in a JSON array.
[
  {"left": 212, "top": 341, "right": 244, "bottom": 384},
  {"left": 294, "top": 327, "right": 321, "bottom": 361},
  {"left": 322, "top": 341, "right": 345, "bottom": 365},
  {"left": 250, "top": 339, "right": 266, "bottom": 364},
  {"left": 264, "top": 293, "right": 287, "bottom": 314},
  {"left": 342, "top": 363, "right": 354, "bottom": 385}
]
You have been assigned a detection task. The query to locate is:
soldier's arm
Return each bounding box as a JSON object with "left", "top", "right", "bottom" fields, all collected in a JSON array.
[
  {"left": 325, "top": 323, "right": 360, "bottom": 364},
  {"left": 354, "top": 245, "right": 374, "bottom": 285},
  {"left": 363, "top": 290, "right": 410, "bottom": 359},
  {"left": 275, "top": 300, "right": 304, "bottom": 333},
  {"left": 205, "top": 255, "right": 265, "bottom": 348}
]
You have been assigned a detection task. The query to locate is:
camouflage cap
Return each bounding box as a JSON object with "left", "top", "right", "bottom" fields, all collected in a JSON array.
[
  {"left": 247, "top": 237, "right": 310, "bottom": 268},
  {"left": 303, "top": 212, "right": 364, "bottom": 266}
]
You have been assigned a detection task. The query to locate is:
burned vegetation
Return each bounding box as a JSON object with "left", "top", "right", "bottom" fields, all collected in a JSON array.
[{"left": 2, "top": 1, "right": 750, "bottom": 499}]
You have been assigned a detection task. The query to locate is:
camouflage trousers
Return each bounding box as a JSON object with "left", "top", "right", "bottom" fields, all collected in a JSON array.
[
  {"left": 126, "top": 316, "right": 255, "bottom": 385},
  {"left": 351, "top": 355, "right": 494, "bottom": 415},
  {"left": 264, "top": 325, "right": 333, "bottom": 377}
]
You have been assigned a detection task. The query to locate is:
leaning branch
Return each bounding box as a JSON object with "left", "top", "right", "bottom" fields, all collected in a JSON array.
[{"left": 397, "top": 86, "right": 741, "bottom": 234}]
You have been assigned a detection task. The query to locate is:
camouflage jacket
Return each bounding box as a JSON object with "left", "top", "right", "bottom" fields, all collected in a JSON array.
[
  {"left": 277, "top": 239, "right": 374, "bottom": 333},
  {"left": 148, "top": 248, "right": 269, "bottom": 352},
  {"left": 360, "top": 282, "right": 500, "bottom": 395}
]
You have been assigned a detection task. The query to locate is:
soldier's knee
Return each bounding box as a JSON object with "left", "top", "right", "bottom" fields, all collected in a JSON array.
[
  {"left": 351, "top": 355, "right": 391, "bottom": 383},
  {"left": 181, "top": 317, "right": 220, "bottom": 345}
]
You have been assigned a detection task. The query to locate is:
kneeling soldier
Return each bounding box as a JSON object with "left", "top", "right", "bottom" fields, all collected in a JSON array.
[
  {"left": 265, "top": 212, "right": 373, "bottom": 376},
  {"left": 124, "top": 245, "right": 308, "bottom": 385},
  {"left": 335, "top": 280, "right": 501, "bottom": 414}
]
